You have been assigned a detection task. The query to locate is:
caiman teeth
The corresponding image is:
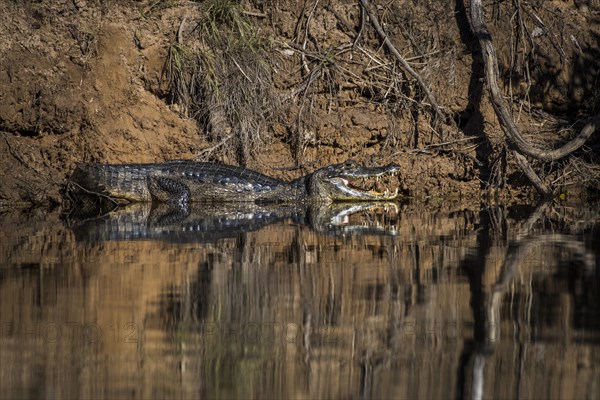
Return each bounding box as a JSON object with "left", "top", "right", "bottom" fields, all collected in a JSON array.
[
  {"left": 379, "top": 188, "right": 399, "bottom": 198},
  {"left": 341, "top": 171, "right": 400, "bottom": 198}
]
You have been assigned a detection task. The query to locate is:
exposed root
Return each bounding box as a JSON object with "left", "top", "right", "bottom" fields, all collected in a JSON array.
[{"left": 469, "top": 0, "right": 598, "bottom": 197}]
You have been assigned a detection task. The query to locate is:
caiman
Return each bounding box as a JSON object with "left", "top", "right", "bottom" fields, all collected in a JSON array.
[{"left": 69, "top": 159, "right": 400, "bottom": 205}]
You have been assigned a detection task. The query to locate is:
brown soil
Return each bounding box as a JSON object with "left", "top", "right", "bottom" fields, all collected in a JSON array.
[{"left": 1, "top": 0, "right": 599, "bottom": 208}]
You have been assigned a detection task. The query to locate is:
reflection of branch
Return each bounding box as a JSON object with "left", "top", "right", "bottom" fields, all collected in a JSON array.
[
  {"left": 486, "top": 202, "right": 595, "bottom": 344},
  {"left": 483, "top": 201, "right": 546, "bottom": 350},
  {"left": 472, "top": 354, "right": 486, "bottom": 400},
  {"left": 359, "top": 0, "right": 447, "bottom": 123},
  {"left": 461, "top": 201, "right": 597, "bottom": 397},
  {"left": 494, "top": 233, "right": 595, "bottom": 292}
]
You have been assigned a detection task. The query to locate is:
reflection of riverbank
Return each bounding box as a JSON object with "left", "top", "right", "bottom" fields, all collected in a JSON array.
[
  {"left": 0, "top": 203, "right": 599, "bottom": 399},
  {"left": 458, "top": 202, "right": 600, "bottom": 399}
]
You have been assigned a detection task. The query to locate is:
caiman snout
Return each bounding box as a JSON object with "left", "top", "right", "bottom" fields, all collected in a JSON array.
[{"left": 309, "top": 160, "right": 401, "bottom": 202}]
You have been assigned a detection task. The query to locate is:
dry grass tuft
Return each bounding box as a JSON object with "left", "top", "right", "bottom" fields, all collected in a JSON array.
[{"left": 164, "top": 0, "right": 275, "bottom": 165}]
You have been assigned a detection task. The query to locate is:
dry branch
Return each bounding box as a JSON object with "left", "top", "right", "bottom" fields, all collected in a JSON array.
[
  {"left": 512, "top": 151, "right": 549, "bottom": 196},
  {"left": 359, "top": 0, "right": 447, "bottom": 124},
  {"left": 469, "top": 0, "right": 599, "bottom": 197},
  {"left": 470, "top": 0, "right": 598, "bottom": 162}
]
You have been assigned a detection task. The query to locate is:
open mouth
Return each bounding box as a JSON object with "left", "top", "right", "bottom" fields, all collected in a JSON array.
[{"left": 333, "top": 172, "right": 400, "bottom": 199}]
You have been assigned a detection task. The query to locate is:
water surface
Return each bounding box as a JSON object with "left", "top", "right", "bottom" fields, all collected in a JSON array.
[{"left": 1, "top": 202, "right": 599, "bottom": 399}]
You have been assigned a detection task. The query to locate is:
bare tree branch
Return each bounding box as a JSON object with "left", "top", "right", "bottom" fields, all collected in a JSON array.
[
  {"left": 359, "top": 0, "right": 447, "bottom": 124},
  {"left": 470, "top": 0, "right": 598, "bottom": 162},
  {"left": 512, "top": 151, "right": 550, "bottom": 197}
]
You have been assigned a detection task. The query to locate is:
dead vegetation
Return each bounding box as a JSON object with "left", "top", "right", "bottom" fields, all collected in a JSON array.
[
  {"left": 1, "top": 0, "right": 599, "bottom": 207},
  {"left": 164, "top": 0, "right": 598, "bottom": 198},
  {"left": 277, "top": 0, "right": 600, "bottom": 198},
  {"left": 470, "top": 0, "right": 599, "bottom": 197},
  {"left": 164, "top": 0, "right": 275, "bottom": 165}
]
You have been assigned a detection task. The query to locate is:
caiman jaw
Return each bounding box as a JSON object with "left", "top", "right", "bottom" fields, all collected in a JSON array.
[
  {"left": 330, "top": 177, "right": 399, "bottom": 201},
  {"left": 309, "top": 161, "right": 401, "bottom": 202},
  {"left": 325, "top": 162, "right": 401, "bottom": 201}
]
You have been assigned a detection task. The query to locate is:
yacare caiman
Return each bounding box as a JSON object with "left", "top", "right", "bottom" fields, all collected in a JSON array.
[{"left": 68, "top": 159, "right": 400, "bottom": 205}]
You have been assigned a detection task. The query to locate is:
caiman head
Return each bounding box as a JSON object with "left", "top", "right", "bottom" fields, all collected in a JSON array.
[{"left": 307, "top": 160, "right": 400, "bottom": 202}]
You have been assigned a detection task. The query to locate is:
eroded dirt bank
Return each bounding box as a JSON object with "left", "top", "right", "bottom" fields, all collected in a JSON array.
[{"left": 1, "top": 0, "right": 599, "bottom": 208}]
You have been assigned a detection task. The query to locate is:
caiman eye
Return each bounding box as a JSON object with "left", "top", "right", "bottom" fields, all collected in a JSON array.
[{"left": 343, "top": 159, "right": 357, "bottom": 168}]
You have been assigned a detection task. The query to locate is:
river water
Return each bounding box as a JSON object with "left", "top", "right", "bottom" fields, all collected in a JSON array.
[{"left": 0, "top": 201, "right": 599, "bottom": 399}]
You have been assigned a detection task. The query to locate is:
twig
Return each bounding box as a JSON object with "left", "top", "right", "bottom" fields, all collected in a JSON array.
[
  {"left": 230, "top": 56, "right": 252, "bottom": 83},
  {"left": 425, "top": 136, "right": 479, "bottom": 148},
  {"left": 364, "top": 62, "right": 393, "bottom": 73},
  {"left": 196, "top": 134, "right": 234, "bottom": 160},
  {"left": 281, "top": 65, "right": 322, "bottom": 102},
  {"left": 550, "top": 169, "right": 575, "bottom": 185},
  {"left": 353, "top": 2, "right": 366, "bottom": 48},
  {"left": 355, "top": 45, "right": 387, "bottom": 68},
  {"left": 326, "top": 4, "right": 356, "bottom": 37},
  {"left": 404, "top": 49, "right": 444, "bottom": 62},
  {"left": 522, "top": 7, "right": 566, "bottom": 62},
  {"left": 301, "top": 0, "right": 320, "bottom": 75},
  {"left": 177, "top": 16, "right": 187, "bottom": 44},
  {"left": 359, "top": 0, "right": 447, "bottom": 124},
  {"left": 2, "top": 134, "right": 26, "bottom": 164},
  {"left": 67, "top": 181, "right": 119, "bottom": 205},
  {"left": 243, "top": 11, "right": 267, "bottom": 18}
]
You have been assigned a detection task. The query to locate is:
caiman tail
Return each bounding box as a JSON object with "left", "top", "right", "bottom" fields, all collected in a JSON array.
[{"left": 70, "top": 163, "right": 155, "bottom": 202}]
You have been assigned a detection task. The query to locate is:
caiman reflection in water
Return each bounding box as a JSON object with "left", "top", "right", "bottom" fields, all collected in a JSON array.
[
  {"left": 67, "top": 202, "right": 401, "bottom": 243},
  {"left": 1, "top": 201, "right": 599, "bottom": 399}
]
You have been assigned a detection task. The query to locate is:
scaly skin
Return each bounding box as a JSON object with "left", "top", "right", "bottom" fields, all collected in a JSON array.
[{"left": 69, "top": 159, "right": 400, "bottom": 204}]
